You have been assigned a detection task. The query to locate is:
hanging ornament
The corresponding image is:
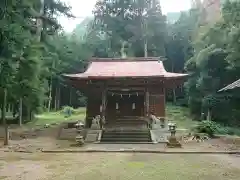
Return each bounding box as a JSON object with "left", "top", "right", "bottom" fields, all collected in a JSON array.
[
  {"left": 132, "top": 103, "right": 136, "bottom": 110},
  {"left": 137, "top": 92, "right": 138, "bottom": 96},
  {"left": 121, "top": 94, "right": 122, "bottom": 98}
]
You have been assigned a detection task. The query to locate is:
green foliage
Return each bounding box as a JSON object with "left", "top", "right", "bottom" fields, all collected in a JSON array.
[
  {"left": 2, "top": 0, "right": 240, "bottom": 131},
  {"left": 166, "top": 12, "right": 181, "bottom": 24},
  {"left": 93, "top": 0, "right": 167, "bottom": 57},
  {"left": 183, "top": 0, "right": 240, "bottom": 126},
  {"left": 60, "top": 106, "right": 74, "bottom": 117},
  {"left": 32, "top": 108, "right": 86, "bottom": 126},
  {"left": 60, "top": 106, "right": 86, "bottom": 117},
  {"left": 0, "top": 0, "right": 85, "bottom": 123},
  {"left": 193, "top": 120, "right": 240, "bottom": 137},
  {"left": 192, "top": 120, "right": 220, "bottom": 137},
  {"left": 166, "top": 103, "right": 198, "bottom": 129}
]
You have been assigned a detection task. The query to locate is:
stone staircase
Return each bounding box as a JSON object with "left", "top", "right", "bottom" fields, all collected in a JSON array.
[
  {"left": 100, "top": 129, "right": 152, "bottom": 143},
  {"left": 101, "top": 116, "right": 152, "bottom": 143}
]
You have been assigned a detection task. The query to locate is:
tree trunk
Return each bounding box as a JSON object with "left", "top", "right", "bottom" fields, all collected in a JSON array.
[
  {"left": 55, "top": 84, "right": 61, "bottom": 110},
  {"left": 19, "top": 98, "right": 23, "bottom": 126},
  {"left": 2, "top": 88, "right": 9, "bottom": 145},
  {"left": 47, "top": 79, "right": 52, "bottom": 112},
  {"left": 207, "top": 109, "right": 211, "bottom": 121},
  {"left": 171, "top": 61, "right": 176, "bottom": 104},
  {"left": 144, "top": 38, "right": 148, "bottom": 57},
  {"left": 36, "top": 0, "right": 44, "bottom": 41},
  {"left": 27, "top": 106, "right": 31, "bottom": 122},
  {"left": 172, "top": 89, "right": 176, "bottom": 104},
  {"left": 57, "top": 86, "right": 61, "bottom": 110},
  {"left": 120, "top": 41, "right": 127, "bottom": 58},
  {"left": 69, "top": 88, "right": 72, "bottom": 106}
]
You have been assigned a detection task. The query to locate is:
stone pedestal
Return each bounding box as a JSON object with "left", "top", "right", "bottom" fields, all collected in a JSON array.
[
  {"left": 91, "top": 123, "right": 100, "bottom": 130},
  {"left": 167, "top": 136, "right": 182, "bottom": 148},
  {"left": 150, "top": 130, "right": 168, "bottom": 143},
  {"left": 75, "top": 135, "right": 84, "bottom": 146},
  {"left": 85, "top": 130, "right": 102, "bottom": 143}
]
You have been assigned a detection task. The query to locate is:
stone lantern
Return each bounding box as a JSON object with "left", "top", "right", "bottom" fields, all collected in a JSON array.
[
  {"left": 167, "top": 122, "right": 182, "bottom": 148},
  {"left": 75, "top": 122, "right": 85, "bottom": 146},
  {"left": 168, "top": 123, "right": 176, "bottom": 135}
]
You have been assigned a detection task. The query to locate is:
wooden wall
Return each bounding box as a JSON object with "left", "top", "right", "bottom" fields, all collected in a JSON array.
[
  {"left": 85, "top": 82, "right": 166, "bottom": 128},
  {"left": 148, "top": 86, "right": 165, "bottom": 117}
]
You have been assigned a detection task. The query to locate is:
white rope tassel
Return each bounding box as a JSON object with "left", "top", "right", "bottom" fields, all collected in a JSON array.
[{"left": 132, "top": 103, "right": 136, "bottom": 110}]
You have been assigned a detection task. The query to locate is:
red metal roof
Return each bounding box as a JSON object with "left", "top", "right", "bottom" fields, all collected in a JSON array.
[{"left": 64, "top": 57, "right": 188, "bottom": 79}]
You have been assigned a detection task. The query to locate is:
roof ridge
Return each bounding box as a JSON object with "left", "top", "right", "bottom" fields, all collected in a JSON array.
[{"left": 90, "top": 57, "right": 161, "bottom": 62}]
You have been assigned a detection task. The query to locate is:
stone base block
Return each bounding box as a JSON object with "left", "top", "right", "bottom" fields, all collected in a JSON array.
[
  {"left": 85, "top": 130, "right": 102, "bottom": 143},
  {"left": 167, "top": 136, "right": 182, "bottom": 148}
]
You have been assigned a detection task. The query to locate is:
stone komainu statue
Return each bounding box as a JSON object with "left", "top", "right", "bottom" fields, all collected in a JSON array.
[{"left": 93, "top": 115, "right": 101, "bottom": 125}]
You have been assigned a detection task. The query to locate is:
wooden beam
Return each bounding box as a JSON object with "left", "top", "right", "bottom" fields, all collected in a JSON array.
[
  {"left": 91, "top": 57, "right": 160, "bottom": 62},
  {"left": 145, "top": 88, "right": 150, "bottom": 117},
  {"left": 107, "top": 87, "right": 146, "bottom": 91},
  {"left": 101, "top": 87, "right": 107, "bottom": 129}
]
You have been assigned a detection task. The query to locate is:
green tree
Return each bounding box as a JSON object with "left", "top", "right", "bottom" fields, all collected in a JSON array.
[{"left": 184, "top": 0, "right": 240, "bottom": 126}]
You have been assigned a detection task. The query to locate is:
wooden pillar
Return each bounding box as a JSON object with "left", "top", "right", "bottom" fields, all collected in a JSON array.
[
  {"left": 163, "top": 87, "right": 167, "bottom": 128},
  {"left": 101, "top": 88, "right": 107, "bottom": 129},
  {"left": 145, "top": 88, "right": 149, "bottom": 117}
]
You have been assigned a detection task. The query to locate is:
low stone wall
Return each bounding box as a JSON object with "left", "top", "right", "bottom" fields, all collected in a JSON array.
[{"left": 150, "top": 130, "right": 168, "bottom": 143}]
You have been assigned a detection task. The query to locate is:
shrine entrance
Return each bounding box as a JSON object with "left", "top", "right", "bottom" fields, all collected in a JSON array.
[{"left": 106, "top": 90, "right": 145, "bottom": 121}]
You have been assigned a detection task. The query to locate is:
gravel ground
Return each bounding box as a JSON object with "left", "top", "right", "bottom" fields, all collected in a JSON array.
[
  {"left": 0, "top": 152, "right": 240, "bottom": 180},
  {"left": 1, "top": 126, "right": 240, "bottom": 180}
]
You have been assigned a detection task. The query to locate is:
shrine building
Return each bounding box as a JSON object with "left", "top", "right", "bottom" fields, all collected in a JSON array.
[{"left": 64, "top": 57, "right": 188, "bottom": 143}]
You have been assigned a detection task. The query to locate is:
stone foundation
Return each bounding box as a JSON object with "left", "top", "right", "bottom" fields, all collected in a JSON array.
[{"left": 85, "top": 130, "right": 102, "bottom": 143}]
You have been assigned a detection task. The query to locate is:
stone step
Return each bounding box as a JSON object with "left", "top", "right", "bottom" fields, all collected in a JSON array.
[
  {"left": 103, "top": 130, "right": 149, "bottom": 133},
  {"left": 108, "top": 121, "right": 147, "bottom": 124},
  {"left": 114, "top": 119, "right": 145, "bottom": 121},
  {"left": 99, "top": 142, "right": 154, "bottom": 144},
  {"left": 102, "top": 131, "right": 150, "bottom": 134},
  {"left": 101, "top": 137, "right": 151, "bottom": 142},
  {"left": 102, "top": 134, "right": 150, "bottom": 138},
  {"left": 101, "top": 129, "right": 152, "bottom": 143},
  {"left": 102, "top": 131, "right": 149, "bottom": 135}
]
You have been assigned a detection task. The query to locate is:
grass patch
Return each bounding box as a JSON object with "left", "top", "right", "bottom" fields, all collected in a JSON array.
[
  {"left": 166, "top": 103, "right": 198, "bottom": 129},
  {"left": 26, "top": 107, "right": 86, "bottom": 127}
]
